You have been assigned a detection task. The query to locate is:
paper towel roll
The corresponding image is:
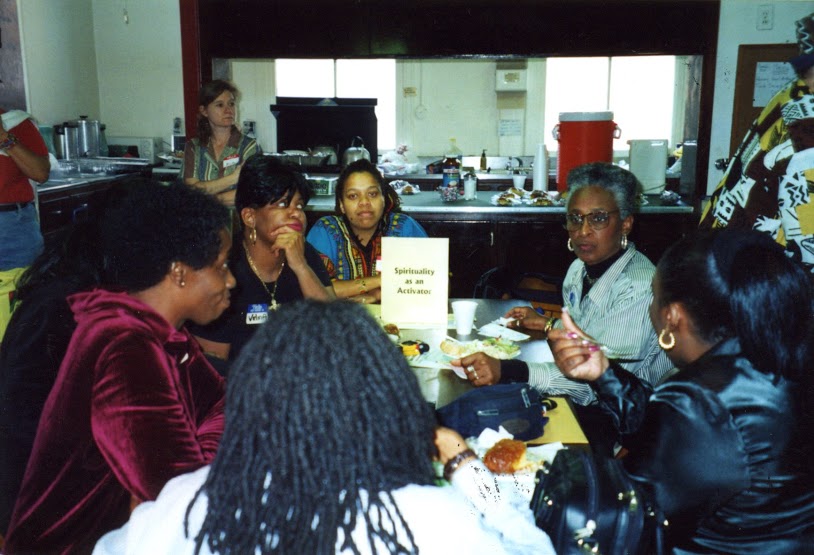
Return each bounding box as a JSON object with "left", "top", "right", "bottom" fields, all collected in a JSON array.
[
  {"left": 533, "top": 143, "right": 548, "bottom": 191},
  {"left": 629, "top": 139, "right": 668, "bottom": 194}
]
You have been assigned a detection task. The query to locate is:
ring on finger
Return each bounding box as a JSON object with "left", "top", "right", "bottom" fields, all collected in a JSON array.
[
  {"left": 473, "top": 372, "right": 479, "bottom": 380},
  {"left": 466, "top": 365, "right": 475, "bottom": 373}
]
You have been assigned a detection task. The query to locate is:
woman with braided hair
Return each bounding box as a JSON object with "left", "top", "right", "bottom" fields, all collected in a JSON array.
[
  {"left": 94, "top": 301, "right": 554, "bottom": 555},
  {"left": 307, "top": 159, "right": 427, "bottom": 304},
  {"left": 550, "top": 229, "right": 814, "bottom": 553}
]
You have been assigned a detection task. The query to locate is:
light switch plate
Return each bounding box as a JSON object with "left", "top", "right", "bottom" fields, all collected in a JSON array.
[
  {"left": 757, "top": 4, "right": 773, "bottom": 30},
  {"left": 496, "top": 69, "right": 527, "bottom": 91}
]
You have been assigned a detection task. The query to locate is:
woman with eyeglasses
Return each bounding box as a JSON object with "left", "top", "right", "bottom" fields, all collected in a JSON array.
[{"left": 452, "top": 163, "right": 673, "bottom": 435}]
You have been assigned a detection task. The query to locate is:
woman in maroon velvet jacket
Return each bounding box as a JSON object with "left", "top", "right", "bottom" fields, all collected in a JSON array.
[{"left": 4, "top": 181, "right": 236, "bottom": 555}]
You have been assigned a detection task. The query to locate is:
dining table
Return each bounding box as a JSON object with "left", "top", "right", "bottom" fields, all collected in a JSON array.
[{"left": 367, "top": 298, "right": 589, "bottom": 446}]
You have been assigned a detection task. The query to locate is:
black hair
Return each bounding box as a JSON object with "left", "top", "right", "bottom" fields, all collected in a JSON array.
[
  {"left": 335, "top": 159, "right": 401, "bottom": 220},
  {"left": 99, "top": 178, "right": 231, "bottom": 292},
  {"left": 188, "top": 300, "right": 438, "bottom": 554},
  {"left": 196, "top": 79, "right": 239, "bottom": 144},
  {"left": 15, "top": 180, "right": 148, "bottom": 301},
  {"left": 234, "top": 155, "right": 312, "bottom": 231},
  {"left": 656, "top": 229, "right": 813, "bottom": 379},
  {"left": 566, "top": 162, "right": 640, "bottom": 218}
]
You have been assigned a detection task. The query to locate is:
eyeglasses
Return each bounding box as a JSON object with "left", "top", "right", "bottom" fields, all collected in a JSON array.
[{"left": 564, "top": 210, "right": 619, "bottom": 231}]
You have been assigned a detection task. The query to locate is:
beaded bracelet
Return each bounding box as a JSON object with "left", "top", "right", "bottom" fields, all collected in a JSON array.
[
  {"left": 443, "top": 449, "right": 477, "bottom": 482},
  {"left": 0, "top": 132, "right": 18, "bottom": 150}
]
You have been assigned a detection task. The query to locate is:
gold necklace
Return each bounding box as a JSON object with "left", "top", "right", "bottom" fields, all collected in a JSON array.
[{"left": 244, "top": 243, "right": 284, "bottom": 311}]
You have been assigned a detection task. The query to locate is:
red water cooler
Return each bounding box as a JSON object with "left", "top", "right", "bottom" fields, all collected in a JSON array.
[{"left": 553, "top": 111, "right": 621, "bottom": 192}]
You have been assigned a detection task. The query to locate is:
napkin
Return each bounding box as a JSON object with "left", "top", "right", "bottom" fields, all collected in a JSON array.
[{"left": 478, "top": 322, "right": 530, "bottom": 341}]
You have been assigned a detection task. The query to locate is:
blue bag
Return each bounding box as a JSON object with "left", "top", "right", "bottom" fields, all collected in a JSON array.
[{"left": 436, "top": 383, "right": 548, "bottom": 441}]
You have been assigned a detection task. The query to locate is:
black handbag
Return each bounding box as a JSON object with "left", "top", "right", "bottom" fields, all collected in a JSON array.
[
  {"left": 530, "top": 448, "right": 665, "bottom": 555},
  {"left": 436, "top": 383, "right": 548, "bottom": 441}
]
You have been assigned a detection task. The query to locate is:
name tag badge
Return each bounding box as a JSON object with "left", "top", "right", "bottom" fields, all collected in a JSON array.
[
  {"left": 223, "top": 154, "right": 240, "bottom": 169},
  {"left": 246, "top": 303, "right": 269, "bottom": 325}
]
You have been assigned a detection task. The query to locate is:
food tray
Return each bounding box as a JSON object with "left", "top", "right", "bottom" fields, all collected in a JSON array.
[
  {"left": 490, "top": 189, "right": 564, "bottom": 207},
  {"left": 307, "top": 176, "right": 337, "bottom": 195}
]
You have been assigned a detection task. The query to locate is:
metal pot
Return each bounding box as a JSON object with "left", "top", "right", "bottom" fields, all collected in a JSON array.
[
  {"left": 71, "top": 115, "right": 101, "bottom": 157},
  {"left": 311, "top": 145, "right": 337, "bottom": 165},
  {"left": 342, "top": 136, "right": 370, "bottom": 166},
  {"left": 54, "top": 122, "right": 80, "bottom": 160}
]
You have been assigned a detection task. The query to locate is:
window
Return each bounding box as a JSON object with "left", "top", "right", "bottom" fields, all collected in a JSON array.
[
  {"left": 275, "top": 59, "right": 396, "bottom": 150},
  {"left": 544, "top": 56, "right": 677, "bottom": 153}
]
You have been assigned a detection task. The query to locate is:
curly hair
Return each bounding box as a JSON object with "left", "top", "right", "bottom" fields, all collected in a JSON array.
[
  {"left": 656, "top": 229, "right": 813, "bottom": 379},
  {"left": 234, "top": 155, "right": 312, "bottom": 231},
  {"left": 196, "top": 79, "right": 239, "bottom": 144},
  {"left": 14, "top": 182, "right": 141, "bottom": 301},
  {"left": 188, "top": 300, "right": 438, "bottom": 554},
  {"left": 99, "top": 178, "right": 231, "bottom": 292},
  {"left": 566, "top": 162, "right": 641, "bottom": 218},
  {"left": 334, "top": 159, "right": 401, "bottom": 219}
]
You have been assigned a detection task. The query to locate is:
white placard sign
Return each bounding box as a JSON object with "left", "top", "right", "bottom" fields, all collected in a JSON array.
[
  {"left": 380, "top": 237, "right": 449, "bottom": 327},
  {"left": 753, "top": 62, "right": 796, "bottom": 107}
]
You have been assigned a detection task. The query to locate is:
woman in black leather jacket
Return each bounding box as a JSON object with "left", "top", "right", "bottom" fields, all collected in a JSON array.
[{"left": 550, "top": 229, "right": 814, "bottom": 553}]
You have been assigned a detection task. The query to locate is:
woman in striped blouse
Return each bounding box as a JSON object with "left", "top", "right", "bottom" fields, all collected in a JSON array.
[
  {"left": 453, "top": 163, "right": 673, "bottom": 411},
  {"left": 182, "top": 80, "right": 261, "bottom": 206}
]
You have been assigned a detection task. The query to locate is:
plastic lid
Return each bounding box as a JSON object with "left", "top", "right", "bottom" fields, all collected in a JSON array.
[{"left": 558, "top": 111, "right": 614, "bottom": 121}]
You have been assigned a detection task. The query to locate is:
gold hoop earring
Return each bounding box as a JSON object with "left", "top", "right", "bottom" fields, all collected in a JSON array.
[
  {"left": 658, "top": 329, "right": 676, "bottom": 350},
  {"left": 249, "top": 227, "right": 257, "bottom": 245},
  {"left": 621, "top": 234, "right": 628, "bottom": 249},
  {"left": 567, "top": 238, "right": 574, "bottom": 252}
]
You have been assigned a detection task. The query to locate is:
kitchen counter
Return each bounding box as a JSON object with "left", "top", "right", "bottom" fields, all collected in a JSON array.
[
  {"left": 37, "top": 174, "right": 131, "bottom": 241},
  {"left": 38, "top": 173, "right": 129, "bottom": 193},
  {"left": 305, "top": 189, "right": 698, "bottom": 298},
  {"left": 306, "top": 190, "right": 694, "bottom": 215}
]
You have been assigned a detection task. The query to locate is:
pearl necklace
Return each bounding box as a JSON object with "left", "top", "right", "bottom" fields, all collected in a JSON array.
[{"left": 244, "top": 243, "right": 284, "bottom": 311}]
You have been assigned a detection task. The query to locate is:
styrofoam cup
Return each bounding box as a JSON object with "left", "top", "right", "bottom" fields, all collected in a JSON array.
[
  {"left": 452, "top": 300, "right": 478, "bottom": 335},
  {"left": 512, "top": 174, "right": 527, "bottom": 189}
]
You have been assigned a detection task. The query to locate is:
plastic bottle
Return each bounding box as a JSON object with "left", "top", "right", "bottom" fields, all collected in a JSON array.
[
  {"left": 480, "top": 149, "right": 487, "bottom": 171},
  {"left": 442, "top": 150, "right": 461, "bottom": 190},
  {"left": 447, "top": 137, "right": 463, "bottom": 164}
]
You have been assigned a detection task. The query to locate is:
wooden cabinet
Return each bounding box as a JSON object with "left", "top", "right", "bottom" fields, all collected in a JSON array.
[
  {"left": 497, "top": 221, "right": 573, "bottom": 279},
  {"left": 38, "top": 179, "right": 119, "bottom": 242},
  {"left": 421, "top": 220, "right": 495, "bottom": 299},
  {"left": 306, "top": 208, "right": 697, "bottom": 298}
]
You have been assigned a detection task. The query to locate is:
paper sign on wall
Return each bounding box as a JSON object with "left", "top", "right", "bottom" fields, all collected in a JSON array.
[{"left": 380, "top": 237, "right": 449, "bottom": 327}]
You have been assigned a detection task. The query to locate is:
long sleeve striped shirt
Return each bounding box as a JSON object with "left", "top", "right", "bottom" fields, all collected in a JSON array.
[{"left": 527, "top": 244, "right": 674, "bottom": 405}]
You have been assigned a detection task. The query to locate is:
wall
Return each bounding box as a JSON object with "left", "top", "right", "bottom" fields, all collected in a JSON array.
[
  {"left": 91, "top": 0, "right": 183, "bottom": 144},
  {"left": 397, "top": 60, "right": 499, "bottom": 158},
  {"left": 18, "top": 0, "right": 183, "bottom": 146},
  {"left": 707, "top": 0, "right": 813, "bottom": 193},
  {"left": 18, "top": 0, "right": 813, "bottom": 186},
  {"left": 229, "top": 59, "right": 277, "bottom": 153},
  {"left": 18, "top": 0, "right": 100, "bottom": 126}
]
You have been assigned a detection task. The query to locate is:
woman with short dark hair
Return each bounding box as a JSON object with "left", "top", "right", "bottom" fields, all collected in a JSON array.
[
  {"left": 5, "top": 181, "right": 234, "bottom": 554},
  {"left": 190, "top": 155, "right": 335, "bottom": 366},
  {"left": 94, "top": 301, "right": 555, "bottom": 555},
  {"left": 307, "top": 159, "right": 427, "bottom": 304},
  {"left": 0, "top": 181, "right": 138, "bottom": 538},
  {"left": 551, "top": 229, "right": 814, "bottom": 552}
]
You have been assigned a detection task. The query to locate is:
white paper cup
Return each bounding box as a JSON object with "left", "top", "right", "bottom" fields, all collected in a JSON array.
[
  {"left": 512, "top": 174, "right": 527, "bottom": 189},
  {"left": 463, "top": 178, "right": 477, "bottom": 200},
  {"left": 452, "top": 300, "right": 478, "bottom": 335}
]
